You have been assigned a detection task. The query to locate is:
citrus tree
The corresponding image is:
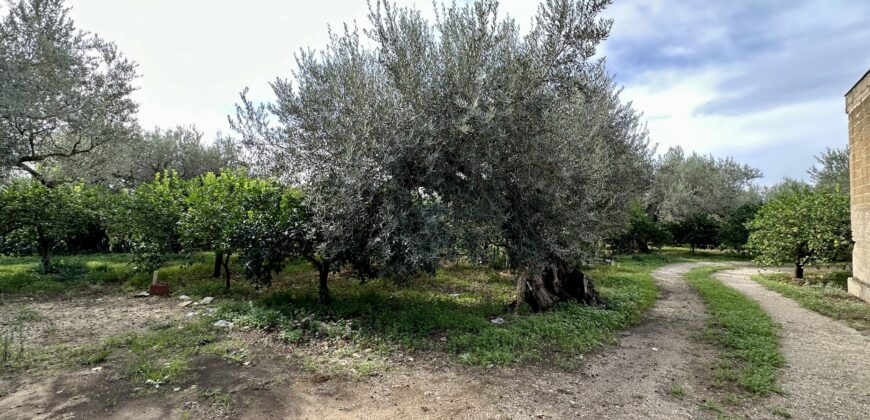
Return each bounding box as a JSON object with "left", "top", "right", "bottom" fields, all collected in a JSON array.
[
  {"left": 0, "top": 180, "right": 98, "bottom": 272},
  {"left": 180, "top": 170, "right": 311, "bottom": 290},
  {"left": 104, "top": 172, "right": 188, "bottom": 274},
  {"left": 747, "top": 187, "right": 851, "bottom": 278}
]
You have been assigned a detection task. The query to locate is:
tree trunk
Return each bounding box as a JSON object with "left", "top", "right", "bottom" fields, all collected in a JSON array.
[
  {"left": 519, "top": 263, "right": 603, "bottom": 312},
  {"left": 35, "top": 229, "right": 52, "bottom": 274},
  {"left": 637, "top": 239, "right": 650, "bottom": 254},
  {"left": 213, "top": 252, "right": 223, "bottom": 278},
  {"left": 222, "top": 254, "right": 231, "bottom": 289},
  {"left": 318, "top": 263, "right": 331, "bottom": 304},
  {"left": 39, "top": 247, "right": 52, "bottom": 274},
  {"left": 794, "top": 258, "right": 804, "bottom": 279},
  {"left": 794, "top": 245, "right": 805, "bottom": 279}
]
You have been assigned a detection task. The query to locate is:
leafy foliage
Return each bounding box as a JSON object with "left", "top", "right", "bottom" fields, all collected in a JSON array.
[
  {"left": 747, "top": 187, "right": 851, "bottom": 277},
  {"left": 610, "top": 201, "right": 671, "bottom": 253},
  {"left": 0, "top": 180, "right": 99, "bottom": 272},
  {"left": 808, "top": 146, "right": 849, "bottom": 192},
  {"left": 718, "top": 203, "right": 760, "bottom": 253},
  {"left": 56, "top": 126, "right": 242, "bottom": 187},
  {"left": 233, "top": 0, "right": 652, "bottom": 309},
  {"left": 104, "top": 172, "right": 188, "bottom": 273},
  {"left": 181, "top": 170, "right": 308, "bottom": 287},
  {"left": 669, "top": 213, "right": 720, "bottom": 253},
  {"left": 0, "top": 0, "right": 138, "bottom": 185},
  {"left": 651, "top": 147, "right": 761, "bottom": 222}
]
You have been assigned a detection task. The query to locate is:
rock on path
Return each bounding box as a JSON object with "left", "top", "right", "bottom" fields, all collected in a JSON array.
[{"left": 716, "top": 267, "right": 870, "bottom": 420}]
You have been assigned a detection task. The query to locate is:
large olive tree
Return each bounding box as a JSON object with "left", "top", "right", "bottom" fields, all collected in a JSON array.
[
  {"left": 0, "top": 0, "right": 138, "bottom": 186},
  {"left": 233, "top": 0, "right": 652, "bottom": 310}
]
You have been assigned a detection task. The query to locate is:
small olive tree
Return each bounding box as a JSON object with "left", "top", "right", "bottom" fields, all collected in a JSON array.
[{"left": 747, "top": 187, "right": 851, "bottom": 279}]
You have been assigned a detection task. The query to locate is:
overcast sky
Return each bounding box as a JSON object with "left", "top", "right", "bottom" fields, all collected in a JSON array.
[{"left": 60, "top": 0, "right": 870, "bottom": 185}]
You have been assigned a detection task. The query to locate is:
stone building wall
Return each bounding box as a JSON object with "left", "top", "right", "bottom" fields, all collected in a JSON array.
[{"left": 847, "top": 69, "right": 870, "bottom": 303}]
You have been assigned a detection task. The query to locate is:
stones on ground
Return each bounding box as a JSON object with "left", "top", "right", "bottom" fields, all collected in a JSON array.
[
  {"left": 178, "top": 300, "right": 193, "bottom": 308},
  {"left": 197, "top": 297, "right": 214, "bottom": 305},
  {"left": 178, "top": 295, "right": 191, "bottom": 301},
  {"left": 213, "top": 320, "right": 233, "bottom": 328},
  {"left": 490, "top": 316, "right": 506, "bottom": 325}
]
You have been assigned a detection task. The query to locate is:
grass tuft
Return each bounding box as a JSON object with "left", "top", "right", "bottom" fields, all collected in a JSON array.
[
  {"left": 753, "top": 273, "right": 870, "bottom": 331},
  {"left": 686, "top": 266, "right": 783, "bottom": 395}
]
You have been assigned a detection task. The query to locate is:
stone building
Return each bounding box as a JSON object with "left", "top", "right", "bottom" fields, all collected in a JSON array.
[{"left": 847, "top": 69, "right": 870, "bottom": 303}]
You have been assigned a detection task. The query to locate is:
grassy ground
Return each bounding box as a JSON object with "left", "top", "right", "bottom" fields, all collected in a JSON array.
[
  {"left": 685, "top": 266, "right": 783, "bottom": 395},
  {"left": 0, "top": 251, "right": 693, "bottom": 373},
  {"left": 753, "top": 271, "right": 870, "bottom": 332},
  {"left": 1, "top": 247, "right": 756, "bottom": 399},
  {"left": 217, "top": 253, "right": 667, "bottom": 367}
]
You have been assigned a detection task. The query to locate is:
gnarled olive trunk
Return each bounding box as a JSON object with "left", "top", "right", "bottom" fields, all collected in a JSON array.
[{"left": 518, "top": 263, "right": 603, "bottom": 312}]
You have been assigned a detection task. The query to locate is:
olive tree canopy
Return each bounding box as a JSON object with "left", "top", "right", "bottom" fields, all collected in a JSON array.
[
  {"left": 650, "top": 147, "right": 761, "bottom": 222},
  {"left": 233, "top": 0, "right": 653, "bottom": 310},
  {"left": 0, "top": 0, "right": 138, "bottom": 185}
]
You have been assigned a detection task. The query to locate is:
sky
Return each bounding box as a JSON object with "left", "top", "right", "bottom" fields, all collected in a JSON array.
[{"left": 56, "top": 0, "right": 870, "bottom": 185}]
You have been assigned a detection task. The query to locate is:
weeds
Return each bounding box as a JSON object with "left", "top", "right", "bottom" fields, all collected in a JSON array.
[
  {"left": 754, "top": 273, "right": 870, "bottom": 331},
  {"left": 686, "top": 266, "right": 783, "bottom": 395},
  {"left": 1, "top": 305, "right": 41, "bottom": 366}
]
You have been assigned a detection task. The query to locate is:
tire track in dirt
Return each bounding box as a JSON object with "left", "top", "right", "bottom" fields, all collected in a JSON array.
[{"left": 715, "top": 268, "right": 870, "bottom": 420}]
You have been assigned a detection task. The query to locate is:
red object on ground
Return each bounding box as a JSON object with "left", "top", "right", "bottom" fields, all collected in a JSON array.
[{"left": 149, "top": 284, "right": 170, "bottom": 296}]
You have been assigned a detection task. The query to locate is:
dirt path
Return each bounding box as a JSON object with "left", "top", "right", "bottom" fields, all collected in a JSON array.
[
  {"left": 193, "top": 261, "right": 723, "bottom": 419},
  {"left": 716, "top": 267, "right": 870, "bottom": 419}
]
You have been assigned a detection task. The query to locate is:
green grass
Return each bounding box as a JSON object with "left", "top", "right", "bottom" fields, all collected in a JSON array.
[
  {"left": 686, "top": 266, "right": 783, "bottom": 395},
  {"left": 1, "top": 248, "right": 726, "bottom": 370},
  {"left": 213, "top": 252, "right": 699, "bottom": 367},
  {"left": 0, "top": 254, "right": 134, "bottom": 295},
  {"left": 753, "top": 272, "right": 870, "bottom": 331},
  {"left": 205, "top": 252, "right": 672, "bottom": 367},
  {"left": 69, "top": 318, "right": 219, "bottom": 387},
  {"left": 0, "top": 253, "right": 269, "bottom": 297}
]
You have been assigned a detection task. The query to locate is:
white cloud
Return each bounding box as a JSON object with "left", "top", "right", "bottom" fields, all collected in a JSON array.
[{"left": 63, "top": 0, "right": 861, "bottom": 185}]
